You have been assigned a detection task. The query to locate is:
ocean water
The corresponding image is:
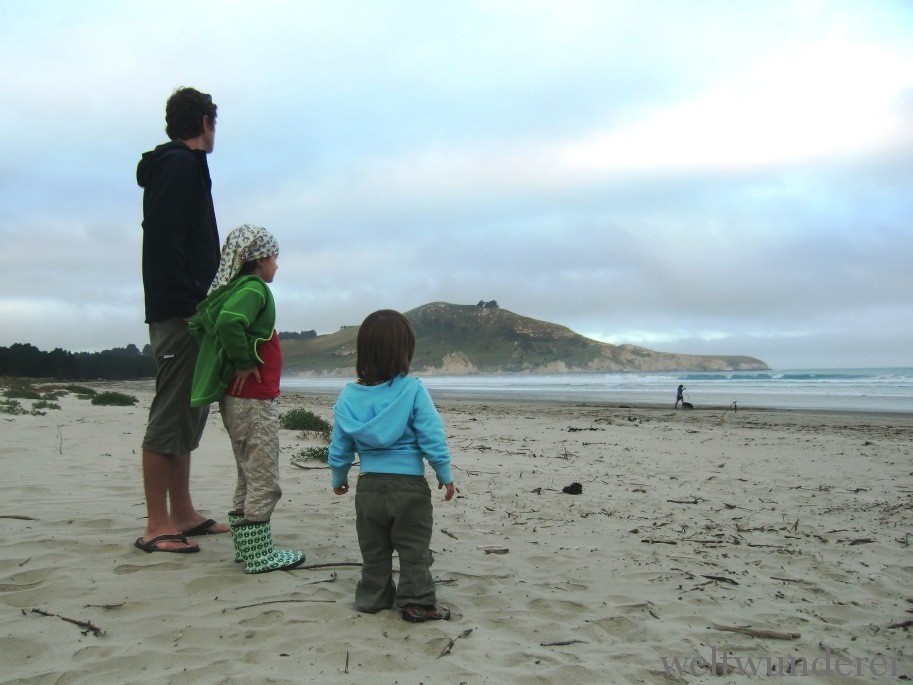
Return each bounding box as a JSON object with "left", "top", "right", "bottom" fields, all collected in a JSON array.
[{"left": 283, "top": 368, "right": 913, "bottom": 414}]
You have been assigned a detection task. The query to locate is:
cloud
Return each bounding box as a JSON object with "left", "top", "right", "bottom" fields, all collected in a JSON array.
[{"left": 1, "top": 1, "right": 912, "bottom": 369}]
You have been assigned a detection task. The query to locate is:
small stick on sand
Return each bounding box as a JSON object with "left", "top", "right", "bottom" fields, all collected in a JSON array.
[
  {"left": 441, "top": 528, "right": 459, "bottom": 540},
  {"left": 30, "top": 608, "right": 105, "bottom": 637},
  {"left": 771, "top": 576, "right": 812, "bottom": 584},
  {"left": 233, "top": 599, "right": 336, "bottom": 610},
  {"left": 710, "top": 624, "right": 799, "bottom": 640},
  {"left": 438, "top": 628, "right": 473, "bottom": 658},
  {"left": 540, "top": 639, "right": 588, "bottom": 647},
  {"left": 83, "top": 602, "right": 125, "bottom": 610},
  {"left": 0, "top": 515, "right": 39, "bottom": 521},
  {"left": 701, "top": 575, "right": 739, "bottom": 585},
  {"left": 294, "top": 562, "right": 363, "bottom": 570}
]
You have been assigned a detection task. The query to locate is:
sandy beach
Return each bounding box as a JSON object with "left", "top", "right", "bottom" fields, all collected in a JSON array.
[{"left": 1, "top": 380, "right": 910, "bottom": 684}]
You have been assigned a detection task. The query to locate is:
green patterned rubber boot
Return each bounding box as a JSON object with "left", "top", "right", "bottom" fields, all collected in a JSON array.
[
  {"left": 232, "top": 520, "right": 305, "bottom": 574},
  {"left": 228, "top": 511, "right": 244, "bottom": 563}
]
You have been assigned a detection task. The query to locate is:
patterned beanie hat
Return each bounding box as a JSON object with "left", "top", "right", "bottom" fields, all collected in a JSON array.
[{"left": 208, "top": 224, "right": 279, "bottom": 294}]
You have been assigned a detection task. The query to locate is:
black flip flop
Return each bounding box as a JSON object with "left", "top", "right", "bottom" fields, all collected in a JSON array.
[
  {"left": 182, "top": 519, "right": 226, "bottom": 536},
  {"left": 134, "top": 533, "right": 200, "bottom": 554}
]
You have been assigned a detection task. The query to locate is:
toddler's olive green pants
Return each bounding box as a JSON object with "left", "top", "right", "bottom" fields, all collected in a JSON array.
[{"left": 354, "top": 474, "right": 436, "bottom": 612}]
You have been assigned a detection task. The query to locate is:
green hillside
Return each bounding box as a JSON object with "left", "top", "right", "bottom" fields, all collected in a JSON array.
[{"left": 282, "top": 302, "right": 769, "bottom": 375}]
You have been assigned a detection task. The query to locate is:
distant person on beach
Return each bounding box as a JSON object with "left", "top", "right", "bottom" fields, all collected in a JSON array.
[
  {"left": 134, "top": 87, "right": 228, "bottom": 554},
  {"left": 189, "top": 225, "right": 305, "bottom": 573},
  {"left": 675, "top": 384, "right": 685, "bottom": 408},
  {"left": 329, "top": 310, "right": 455, "bottom": 623}
]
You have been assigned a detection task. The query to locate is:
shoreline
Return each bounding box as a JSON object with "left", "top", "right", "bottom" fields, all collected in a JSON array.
[{"left": 1, "top": 380, "right": 910, "bottom": 683}]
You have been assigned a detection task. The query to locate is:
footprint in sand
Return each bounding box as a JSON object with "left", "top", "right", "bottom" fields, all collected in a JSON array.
[
  {"left": 238, "top": 609, "right": 285, "bottom": 627},
  {"left": 73, "top": 645, "right": 115, "bottom": 662}
]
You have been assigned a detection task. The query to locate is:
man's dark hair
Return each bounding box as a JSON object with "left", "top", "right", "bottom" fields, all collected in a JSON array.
[
  {"left": 165, "top": 87, "right": 217, "bottom": 140},
  {"left": 356, "top": 310, "right": 416, "bottom": 383}
]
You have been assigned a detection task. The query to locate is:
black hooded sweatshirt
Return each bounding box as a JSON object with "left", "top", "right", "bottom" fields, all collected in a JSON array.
[{"left": 137, "top": 140, "right": 220, "bottom": 322}]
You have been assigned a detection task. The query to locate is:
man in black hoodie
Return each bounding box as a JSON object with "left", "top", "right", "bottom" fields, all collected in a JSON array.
[{"left": 134, "top": 87, "right": 228, "bottom": 554}]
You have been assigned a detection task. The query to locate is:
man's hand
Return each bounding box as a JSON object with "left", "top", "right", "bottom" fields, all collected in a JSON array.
[
  {"left": 231, "top": 367, "right": 261, "bottom": 395},
  {"left": 438, "top": 481, "right": 455, "bottom": 501}
]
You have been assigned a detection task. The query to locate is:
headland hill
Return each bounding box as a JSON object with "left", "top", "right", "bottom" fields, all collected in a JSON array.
[{"left": 281, "top": 301, "right": 768, "bottom": 375}]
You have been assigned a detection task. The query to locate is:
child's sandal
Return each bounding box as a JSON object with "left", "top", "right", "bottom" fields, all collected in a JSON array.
[{"left": 402, "top": 604, "right": 451, "bottom": 623}]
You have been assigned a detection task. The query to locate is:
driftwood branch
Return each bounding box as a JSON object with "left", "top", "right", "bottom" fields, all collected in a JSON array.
[
  {"left": 441, "top": 529, "right": 459, "bottom": 540},
  {"left": 771, "top": 576, "right": 812, "bottom": 584},
  {"left": 710, "top": 624, "right": 800, "bottom": 640},
  {"left": 30, "top": 608, "right": 104, "bottom": 637},
  {"left": 233, "top": 599, "right": 336, "bottom": 610},
  {"left": 83, "top": 602, "right": 125, "bottom": 610},
  {"left": 701, "top": 575, "right": 739, "bottom": 586},
  {"left": 541, "top": 639, "right": 588, "bottom": 647},
  {"left": 438, "top": 628, "right": 473, "bottom": 658},
  {"left": 294, "top": 562, "right": 363, "bottom": 570},
  {"left": 477, "top": 544, "right": 509, "bottom": 554},
  {"left": 0, "top": 515, "right": 38, "bottom": 521}
]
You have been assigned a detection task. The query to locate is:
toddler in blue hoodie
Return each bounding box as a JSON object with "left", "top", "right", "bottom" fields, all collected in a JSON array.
[{"left": 329, "top": 309, "right": 455, "bottom": 622}]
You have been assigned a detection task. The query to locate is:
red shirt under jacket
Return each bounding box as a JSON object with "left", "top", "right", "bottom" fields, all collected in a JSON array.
[{"left": 227, "top": 330, "right": 282, "bottom": 400}]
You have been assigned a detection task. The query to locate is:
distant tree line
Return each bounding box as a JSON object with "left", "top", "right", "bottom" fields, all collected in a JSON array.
[
  {"left": 278, "top": 330, "right": 317, "bottom": 340},
  {"left": 0, "top": 343, "right": 156, "bottom": 380}
]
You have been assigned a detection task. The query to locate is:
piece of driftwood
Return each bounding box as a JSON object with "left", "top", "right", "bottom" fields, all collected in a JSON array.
[
  {"left": 541, "top": 639, "right": 588, "bottom": 647},
  {"left": 295, "top": 562, "right": 363, "bottom": 570},
  {"left": 847, "top": 538, "right": 874, "bottom": 546},
  {"left": 438, "top": 628, "right": 473, "bottom": 658},
  {"left": 702, "top": 575, "right": 739, "bottom": 585},
  {"left": 0, "top": 515, "right": 38, "bottom": 520},
  {"left": 441, "top": 529, "right": 459, "bottom": 540},
  {"left": 233, "top": 599, "right": 336, "bottom": 610},
  {"left": 771, "top": 576, "right": 811, "bottom": 584},
  {"left": 668, "top": 498, "right": 700, "bottom": 505},
  {"left": 30, "top": 608, "right": 104, "bottom": 637},
  {"left": 84, "top": 602, "right": 125, "bottom": 610},
  {"left": 710, "top": 624, "right": 800, "bottom": 640},
  {"left": 641, "top": 538, "right": 677, "bottom": 545}
]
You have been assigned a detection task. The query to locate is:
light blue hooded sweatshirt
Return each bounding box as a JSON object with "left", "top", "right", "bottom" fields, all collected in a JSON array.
[{"left": 328, "top": 374, "right": 453, "bottom": 489}]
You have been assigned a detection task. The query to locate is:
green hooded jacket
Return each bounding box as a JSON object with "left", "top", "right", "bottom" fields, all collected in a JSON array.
[{"left": 188, "top": 275, "right": 275, "bottom": 406}]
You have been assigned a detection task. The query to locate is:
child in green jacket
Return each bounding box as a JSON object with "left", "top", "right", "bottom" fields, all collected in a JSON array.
[{"left": 189, "top": 224, "right": 305, "bottom": 573}]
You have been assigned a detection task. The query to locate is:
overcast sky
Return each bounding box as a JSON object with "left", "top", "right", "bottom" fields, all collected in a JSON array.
[{"left": 1, "top": 1, "right": 911, "bottom": 369}]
